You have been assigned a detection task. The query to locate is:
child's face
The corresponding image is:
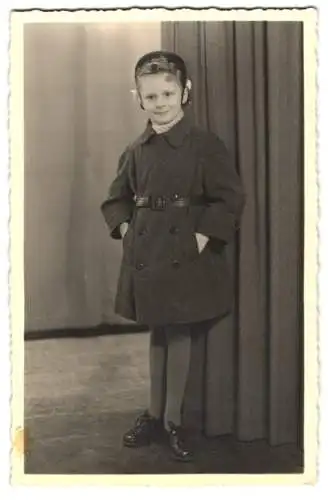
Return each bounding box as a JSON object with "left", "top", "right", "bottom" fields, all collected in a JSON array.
[{"left": 137, "top": 72, "right": 184, "bottom": 125}]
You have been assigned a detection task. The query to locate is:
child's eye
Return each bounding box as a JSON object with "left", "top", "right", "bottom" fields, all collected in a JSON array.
[
  {"left": 164, "top": 91, "right": 174, "bottom": 97},
  {"left": 146, "top": 94, "right": 156, "bottom": 100}
]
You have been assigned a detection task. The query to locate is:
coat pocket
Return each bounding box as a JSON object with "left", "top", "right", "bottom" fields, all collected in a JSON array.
[
  {"left": 182, "top": 229, "right": 202, "bottom": 261},
  {"left": 122, "top": 224, "right": 133, "bottom": 251},
  {"left": 207, "top": 237, "right": 226, "bottom": 255}
]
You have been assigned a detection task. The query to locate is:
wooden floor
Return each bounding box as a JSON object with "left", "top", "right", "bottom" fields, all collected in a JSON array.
[{"left": 24, "top": 333, "right": 303, "bottom": 475}]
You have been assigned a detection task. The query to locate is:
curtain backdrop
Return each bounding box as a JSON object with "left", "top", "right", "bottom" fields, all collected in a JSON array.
[
  {"left": 24, "top": 23, "right": 161, "bottom": 331},
  {"left": 24, "top": 21, "right": 303, "bottom": 447},
  {"left": 162, "top": 21, "right": 303, "bottom": 446}
]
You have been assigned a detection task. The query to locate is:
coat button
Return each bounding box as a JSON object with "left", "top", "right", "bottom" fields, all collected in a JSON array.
[
  {"left": 169, "top": 226, "right": 179, "bottom": 234},
  {"left": 136, "top": 263, "right": 145, "bottom": 270},
  {"left": 139, "top": 228, "right": 147, "bottom": 236},
  {"left": 172, "top": 260, "right": 180, "bottom": 268}
]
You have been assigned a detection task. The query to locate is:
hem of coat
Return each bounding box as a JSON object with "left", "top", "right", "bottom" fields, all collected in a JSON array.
[
  {"left": 146, "top": 311, "right": 231, "bottom": 329},
  {"left": 114, "top": 305, "right": 232, "bottom": 329}
]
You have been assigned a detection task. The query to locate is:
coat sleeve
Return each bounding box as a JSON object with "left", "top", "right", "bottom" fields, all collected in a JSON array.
[
  {"left": 100, "top": 147, "right": 135, "bottom": 240},
  {"left": 195, "top": 135, "right": 246, "bottom": 244}
]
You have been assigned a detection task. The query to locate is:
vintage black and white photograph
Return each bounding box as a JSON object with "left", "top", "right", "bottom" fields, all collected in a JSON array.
[{"left": 9, "top": 8, "right": 317, "bottom": 485}]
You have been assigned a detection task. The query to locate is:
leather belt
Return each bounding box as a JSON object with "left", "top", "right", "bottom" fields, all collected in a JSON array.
[{"left": 135, "top": 195, "right": 205, "bottom": 211}]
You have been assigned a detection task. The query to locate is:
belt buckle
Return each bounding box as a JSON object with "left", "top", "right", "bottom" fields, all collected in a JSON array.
[{"left": 152, "top": 196, "right": 166, "bottom": 211}]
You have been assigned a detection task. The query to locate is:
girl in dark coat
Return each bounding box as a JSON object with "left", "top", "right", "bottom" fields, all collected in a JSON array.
[{"left": 101, "top": 51, "right": 246, "bottom": 461}]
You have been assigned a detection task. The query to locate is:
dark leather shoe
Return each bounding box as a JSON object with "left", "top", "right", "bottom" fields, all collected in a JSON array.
[
  {"left": 123, "top": 411, "right": 164, "bottom": 448},
  {"left": 166, "top": 421, "right": 193, "bottom": 462}
]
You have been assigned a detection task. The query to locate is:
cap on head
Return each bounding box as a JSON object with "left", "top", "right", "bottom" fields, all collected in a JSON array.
[
  {"left": 134, "top": 50, "right": 191, "bottom": 107},
  {"left": 135, "top": 50, "right": 187, "bottom": 85}
]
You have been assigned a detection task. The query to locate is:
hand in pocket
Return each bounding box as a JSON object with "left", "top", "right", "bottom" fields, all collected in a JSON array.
[
  {"left": 195, "top": 233, "right": 209, "bottom": 253},
  {"left": 120, "top": 222, "right": 129, "bottom": 238}
]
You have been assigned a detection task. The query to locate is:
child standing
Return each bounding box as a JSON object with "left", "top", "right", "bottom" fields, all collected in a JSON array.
[{"left": 101, "top": 51, "right": 245, "bottom": 462}]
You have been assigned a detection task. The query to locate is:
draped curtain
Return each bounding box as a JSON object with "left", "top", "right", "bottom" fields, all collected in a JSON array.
[
  {"left": 24, "top": 22, "right": 161, "bottom": 332},
  {"left": 162, "top": 21, "right": 303, "bottom": 446}
]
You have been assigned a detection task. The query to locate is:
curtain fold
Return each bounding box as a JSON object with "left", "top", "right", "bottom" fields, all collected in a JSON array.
[
  {"left": 24, "top": 22, "right": 161, "bottom": 331},
  {"left": 162, "top": 20, "right": 303, "bottom": 446},
  {"left": 266, "top": 21, "right": 303, "bottom": 445}
]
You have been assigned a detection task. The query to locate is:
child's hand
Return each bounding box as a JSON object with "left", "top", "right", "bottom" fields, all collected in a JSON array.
[
  {"left": 195, "top": 233, "right": 209, "bottom": 253},
  {"left": 120, "top": 222, "right": 129, "bottom": 238}
]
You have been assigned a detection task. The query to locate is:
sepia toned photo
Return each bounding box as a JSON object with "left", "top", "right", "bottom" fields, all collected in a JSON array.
[{"left": 9, "top": 8, "right": 318, "bottom": 486}]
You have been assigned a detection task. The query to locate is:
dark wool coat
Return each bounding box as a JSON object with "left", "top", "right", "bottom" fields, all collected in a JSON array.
[{"left": 101, "top": 115, "right": 246, "bottom": 327}]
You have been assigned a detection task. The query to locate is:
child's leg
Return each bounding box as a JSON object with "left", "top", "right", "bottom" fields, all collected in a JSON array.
[
  {"left": 164, "top": 324, "right": 191, "bottom": 430},
  {"left": 122, "top": 328, "right": 166, "bottom": 448},
  {"left": 149, "top": 327, "right": 167, "bottom": 419}
]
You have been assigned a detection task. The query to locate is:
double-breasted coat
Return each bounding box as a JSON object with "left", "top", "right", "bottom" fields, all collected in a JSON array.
[{"left": 101, "top": 114, "right": 246, "bottom": 327}]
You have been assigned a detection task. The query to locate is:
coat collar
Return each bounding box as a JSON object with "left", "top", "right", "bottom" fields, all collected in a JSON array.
[{"left": 137, "top": 113, "right": 192, "bottom": 148}]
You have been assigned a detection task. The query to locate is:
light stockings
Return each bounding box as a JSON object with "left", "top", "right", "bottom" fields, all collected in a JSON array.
[
  {"left": 148, "top": 327, "right": 167, "bottom": 420},
  {"left": 148, "top": 324, "right": 191, "bottom": 430}
]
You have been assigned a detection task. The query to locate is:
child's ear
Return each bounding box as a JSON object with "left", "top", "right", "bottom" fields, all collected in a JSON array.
[
  {"left": 131, "top": 88, "right": 145, "bottom": 110},
  {"left": 137, "top": 93, "right": 145, "bottom": 110},
  {"left": 182, "top": 87, "right": 189, "bottom": 105}
]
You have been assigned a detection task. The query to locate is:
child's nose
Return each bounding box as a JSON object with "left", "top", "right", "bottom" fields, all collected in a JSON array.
[{"left": 156, "top": 96, "right": 166, "bottom": 108}]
